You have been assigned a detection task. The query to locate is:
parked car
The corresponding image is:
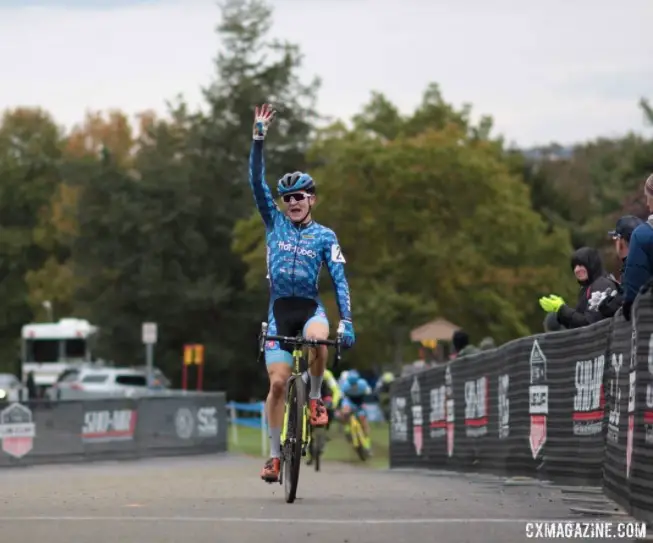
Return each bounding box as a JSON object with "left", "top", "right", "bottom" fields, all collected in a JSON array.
[
  {"left": 0, "top": 373, "right": 25, "bottom": 402},
  {"left": 46, "top": 367, "right": 167, "bottom": 400}
]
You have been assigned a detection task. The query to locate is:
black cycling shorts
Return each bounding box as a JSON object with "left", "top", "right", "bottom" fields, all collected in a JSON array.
[{"left": 265, "top": 297, "right": 328, "bottom": 364}]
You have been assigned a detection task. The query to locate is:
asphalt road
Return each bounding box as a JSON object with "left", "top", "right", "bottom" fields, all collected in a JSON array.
[{"left": 0, "top": 454, "right": 642, "bottom": 543}]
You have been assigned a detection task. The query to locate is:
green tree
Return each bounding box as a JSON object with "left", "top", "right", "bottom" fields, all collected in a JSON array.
[
  {"left": 0, "top": 108, "right": 64, "bottom": 368},
  {"left": 520, "top": 99, "right": 653, "bottom": 274},
  {"left": 70, "top": 0, "right": 321, "bottom": 399}
]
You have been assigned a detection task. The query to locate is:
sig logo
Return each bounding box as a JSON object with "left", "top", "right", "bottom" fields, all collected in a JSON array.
[
  {"left": 197, "top": 407, "right": 218, "bottom": 437},
  {"left": 175, "top": 406, "right": 219, "bottom": 440}
]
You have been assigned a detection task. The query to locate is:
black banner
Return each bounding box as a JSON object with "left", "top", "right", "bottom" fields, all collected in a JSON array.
[
  {"left": 389, "top": 286, "right": 653, "bottom": 525},
  {"left": 0, "top": 393, "right": 227, "bottom": 466}
]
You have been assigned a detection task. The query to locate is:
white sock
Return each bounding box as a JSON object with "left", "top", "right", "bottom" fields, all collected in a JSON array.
[
  {"left": 309, "top": 374, "right": 323, "bottom": 400},
  {"left": 269, "top": 427, "right": 281, "bottom": 458}
]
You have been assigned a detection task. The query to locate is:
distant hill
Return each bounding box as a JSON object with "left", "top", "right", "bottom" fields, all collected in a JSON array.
[{"left": 520, "top": 145, "right": 575, "bottom": 162}]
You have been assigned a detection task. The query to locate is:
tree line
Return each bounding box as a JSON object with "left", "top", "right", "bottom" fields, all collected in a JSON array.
[{"left": 1, "top": 0, "right": 651, "bottom": 399}]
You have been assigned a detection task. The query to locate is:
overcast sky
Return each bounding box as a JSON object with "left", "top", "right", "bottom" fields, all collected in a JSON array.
[{"left": 0, "top": 0, "right": 651, "bottom": 147}]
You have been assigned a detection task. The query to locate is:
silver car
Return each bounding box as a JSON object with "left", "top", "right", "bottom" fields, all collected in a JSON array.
[{"left": 47, "top": 367, "right": 164, "bottom": 400}]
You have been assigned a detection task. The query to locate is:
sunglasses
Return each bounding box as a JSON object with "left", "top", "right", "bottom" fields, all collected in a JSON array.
[{"left": 282, "top": 192, "right": 312, "bottom": 203}]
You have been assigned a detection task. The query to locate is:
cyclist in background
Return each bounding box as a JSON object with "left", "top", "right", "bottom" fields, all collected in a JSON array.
[
  {"left": 321, "top": 368, "right": 342, "bottom": 430},
  {"left": 337, "top": 369, "right": 350, "bottom": 389},
  {"left": 374, "top": 371, "right": 395, "bottom": 422},
  {"left": 339, "top": 370, "right": 372, "bottom": 452},
  {"left": 249, "top": 104, "right": 356, "bottom": 483}
]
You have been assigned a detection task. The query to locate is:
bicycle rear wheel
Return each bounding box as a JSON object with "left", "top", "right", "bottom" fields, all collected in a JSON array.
[
  {"left": 313, "top": 428, "right": 325, "bottom": 472},
  {"left": 283, "top": 378, "right": 305, "bottom": 503}
]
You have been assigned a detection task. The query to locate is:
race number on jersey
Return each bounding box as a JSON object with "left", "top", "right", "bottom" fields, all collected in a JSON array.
[{"left": 331, "top": 244, "right": 346, "bottom": 263}]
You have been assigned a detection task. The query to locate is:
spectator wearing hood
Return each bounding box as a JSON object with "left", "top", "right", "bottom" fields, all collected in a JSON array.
[
  {"left": 450, "top": 330, "right": 480, "bottom": 359},
  {"left": 598, "top": 215, "right": 644, "bottom": 318},
  {"left": 622, "top": 174, "right": 653, "bottom": 321},
  {"left": 539, "top": 247, "right": 617, "bottom": 329}
]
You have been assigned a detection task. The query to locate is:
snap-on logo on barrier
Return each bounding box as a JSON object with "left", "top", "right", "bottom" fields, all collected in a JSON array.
[
  {"left": 464, "top": 376, "right": 488, "bottom": 437},
  {"left": 445, "top": 366, "right": 454, "bottom": 458},
  {"left": 410, "top": 377, "right": 423, "bottom": 456},
  {"left": 390, "top": 397, "right": 408, "bottom": 442},
  {"left": 529, "top": 339, "right": 548, "bottom": 460},
  {"left": 277, "top": 241, "right": 317, "bottom": 259},
  {"left": 572, "top": 356, "right": 605, "bottom": 436},
  {"left": 498, "top": 374, "right": 510, "bottom": 440},
  {"left": 429, "top": 385, "right": 446, "bottom": 439},
  {"left": 82, "top": 409, "right": 137, "bottom": 443},
  {"left": 607, "top": 353, "right": 623, "bottom": 445},
  {"left": 0, "top": 403, "right": 35, "bottom": 459}
]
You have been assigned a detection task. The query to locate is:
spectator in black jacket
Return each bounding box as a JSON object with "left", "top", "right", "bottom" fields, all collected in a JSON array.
[
  {"left": 599, "top": 215, "right": 644, "bottom": 318},
  {"left": 539, "top": 247, "right": 617, "bottom": 329}
]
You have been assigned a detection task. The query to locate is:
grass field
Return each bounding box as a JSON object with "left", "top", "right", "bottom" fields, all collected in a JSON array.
[{"left": 228, "top": 421, "right": 390, "bottom": 470}]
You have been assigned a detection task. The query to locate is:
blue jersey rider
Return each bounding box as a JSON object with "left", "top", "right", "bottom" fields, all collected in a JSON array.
[
  {"left": 249, "top": 104, "right": 356, "bottom": 483},
  {"left": 339, "top": 370, "right": 372, "bottom": 451}
]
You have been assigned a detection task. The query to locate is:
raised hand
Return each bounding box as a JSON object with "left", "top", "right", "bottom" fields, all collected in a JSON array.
[{"left": 253, "top": 104, "right": 276, "bottom": 141}]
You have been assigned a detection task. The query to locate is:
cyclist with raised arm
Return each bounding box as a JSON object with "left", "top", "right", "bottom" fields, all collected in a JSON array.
[
  {"left": 250, "top": 104, "right": 355, "bottom": 483},
  {"left": 339, "top": 370, "right": 372, "bottom": 453}
]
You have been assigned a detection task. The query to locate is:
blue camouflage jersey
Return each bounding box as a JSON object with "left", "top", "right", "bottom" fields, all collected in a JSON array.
[
  {"left": 248, "top": 140, "right": 352, "bottom": 321},
  {"left": 341, "top": 378, "right": 371, "bottom": 399}
]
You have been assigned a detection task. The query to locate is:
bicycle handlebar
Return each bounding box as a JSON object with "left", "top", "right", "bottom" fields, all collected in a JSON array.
[
  {"left": 263, "top": 334, "right": 340, "bottom": 347},
  {"left": 258, "top": 321, "right": 345, "bottom": 367}
]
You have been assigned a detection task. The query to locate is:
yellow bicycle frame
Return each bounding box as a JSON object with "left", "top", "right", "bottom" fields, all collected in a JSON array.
[
  {"left": 280, "top": 346, "right": 310, "bottom": 449},
  {"left": 349, "top": 413, "right": 366, "bottom": 449}
]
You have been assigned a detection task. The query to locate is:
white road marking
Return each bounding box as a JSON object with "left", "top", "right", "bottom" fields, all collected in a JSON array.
[{"left": 0, "top": 517, "right": 576, "bottom": 524}]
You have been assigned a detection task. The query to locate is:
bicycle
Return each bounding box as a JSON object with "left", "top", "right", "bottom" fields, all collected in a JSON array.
[
  {"left": 347, "top": 409, "right": 370, "bottom": 462},
  {"left": 258, "top": 321, "right": 344, "bottom": 503},
  {"left": 310, "top": 425, "right": 327, "bottom": 472}
]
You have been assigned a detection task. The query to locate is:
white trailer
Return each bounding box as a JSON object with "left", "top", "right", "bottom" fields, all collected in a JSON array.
[{"left": 21, "top": 318, "right": 100, "bottom": 389}]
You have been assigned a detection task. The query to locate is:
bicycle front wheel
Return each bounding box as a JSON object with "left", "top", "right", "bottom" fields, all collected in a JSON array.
[
  {"left": 351, "top": 416, "right": 368, "bottom": 462},
  {"left": 283, "top": 378, "right": 305, "bottom": 503}
]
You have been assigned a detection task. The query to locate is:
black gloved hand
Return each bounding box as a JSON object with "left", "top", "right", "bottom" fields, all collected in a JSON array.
[{"left": 623, "top": 300, "right": 632, "bottom": 322}]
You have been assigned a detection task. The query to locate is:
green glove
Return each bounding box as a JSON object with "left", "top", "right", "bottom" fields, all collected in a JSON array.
[{"left": 539, "top": 294, "right": 565, "bottom": 313}]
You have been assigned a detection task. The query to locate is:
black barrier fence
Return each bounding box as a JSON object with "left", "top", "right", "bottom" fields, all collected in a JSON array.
[
  {"left": 0, "top": 393, "right": 227, "bottom": 466},
  {"left": 389, "top": 285, "right": 653, "bottom": 524}
]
